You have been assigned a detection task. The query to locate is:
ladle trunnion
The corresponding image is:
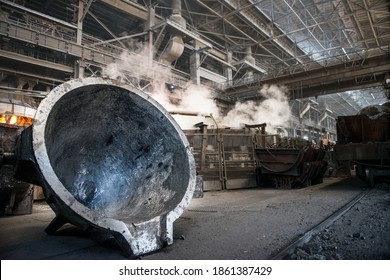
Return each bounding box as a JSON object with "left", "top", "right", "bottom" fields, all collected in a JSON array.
[{"left": 13, "top": 77, "right": 197, "bottom": 256}]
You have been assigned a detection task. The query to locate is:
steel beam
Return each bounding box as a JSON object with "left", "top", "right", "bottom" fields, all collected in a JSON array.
[{"left": 225, "top": 54, "right": 390, "bottom": 98}]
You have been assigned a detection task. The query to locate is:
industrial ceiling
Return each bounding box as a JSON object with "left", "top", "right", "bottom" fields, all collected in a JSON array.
[{"left": 0, "top": 0, "right": 389, "bottom": 118}]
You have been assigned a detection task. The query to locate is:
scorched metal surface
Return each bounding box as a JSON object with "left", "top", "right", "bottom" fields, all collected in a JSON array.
[{"left": 30, "top": 77, "right": 196, "bottom": 256}]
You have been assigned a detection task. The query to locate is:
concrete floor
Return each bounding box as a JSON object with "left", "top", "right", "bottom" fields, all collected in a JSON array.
[{"left": 0, "top": 176, "right": 367, "bottom": 260}]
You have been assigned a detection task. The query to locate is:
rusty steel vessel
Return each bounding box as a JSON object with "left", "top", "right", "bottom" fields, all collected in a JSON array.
[{"left": 334, "top": 102, "right": 390, "bottom": 187}]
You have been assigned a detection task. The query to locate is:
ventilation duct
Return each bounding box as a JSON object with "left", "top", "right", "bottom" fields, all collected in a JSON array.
[
  {"left": 159, "top": 0, "right": 186, "bottom": 65},
  {"left": 245, "top": 46, "right": 256, "bottom": 65}
]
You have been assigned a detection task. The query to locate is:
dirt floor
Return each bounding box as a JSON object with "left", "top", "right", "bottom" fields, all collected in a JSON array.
[
  {"left": 284, "top": 182, "right": 390, "bottom": 260},
  {"left": 0, "top": 176, "right": 389, "bottom": 260}
]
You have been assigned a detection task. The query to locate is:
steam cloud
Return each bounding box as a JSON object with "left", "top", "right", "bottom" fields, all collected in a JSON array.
[
  {"left": 220, "top": 84, "right": 291, "bottom": 132},
  {"left": 103, "top": 45, "right": 291, "bottom": 132},
  {"left": 103, "top": 47, "right": 171, "bottom": 85}
]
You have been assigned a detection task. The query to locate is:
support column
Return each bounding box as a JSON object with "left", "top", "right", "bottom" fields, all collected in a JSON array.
[
  {"left": 223, "top": 50, "right": 233, "bottom": 87},
  {"left": 146, "top": 5, "right": 155, "bottom": 69},
  {"left": 190, "top": 41, "right": 201, "bottom": 85},
  {"left": 244, "top": 46, "right": 254, "bottom": 78},
  {"left": 76, "top": 0, "right": 84, "bottom": 45},
  {"left": 74, "top": 60, "right": 85, "bottom": 78}
]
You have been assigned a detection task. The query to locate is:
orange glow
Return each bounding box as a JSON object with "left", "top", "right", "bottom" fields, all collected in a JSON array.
[
  {"left": 9, "top": 115, "right": 18, "bottom": 125},
  {"left": 0, "top": 114, "right": 34, "bottom": 127}
]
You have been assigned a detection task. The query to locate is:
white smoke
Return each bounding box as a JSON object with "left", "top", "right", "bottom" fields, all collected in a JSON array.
[
  {"left": 174, "top": 84, "right": 219, "bottom": 116},
  {"left": 221, "top": 84, "right": 291, "bottom": 132},
  {"left": 103, "top": 47, "right": 172, "bottom": 86},
  {"left": 102, "top": 45, "right": 220, "bottom": 129},
  {"left": 149, "top": 82, "right": 220, "bottom": 129},
  {"left": 102, "top": 46, "right": 291, "bottom": 132}
]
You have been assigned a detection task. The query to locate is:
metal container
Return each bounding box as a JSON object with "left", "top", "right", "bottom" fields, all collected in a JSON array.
[{"left": 22, "top": 77, "right": 196, "bottom": 256}]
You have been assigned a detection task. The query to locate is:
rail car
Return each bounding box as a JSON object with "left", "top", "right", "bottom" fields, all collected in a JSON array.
[
  {"left": 334, "top": 102, "right": 390, "bottom": 187},
  {"left": 184, "top": 123, "right": 328, "bottom": 190},
  {"left": 254, "top": 132, "right": 328, "bottom": 188}
]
